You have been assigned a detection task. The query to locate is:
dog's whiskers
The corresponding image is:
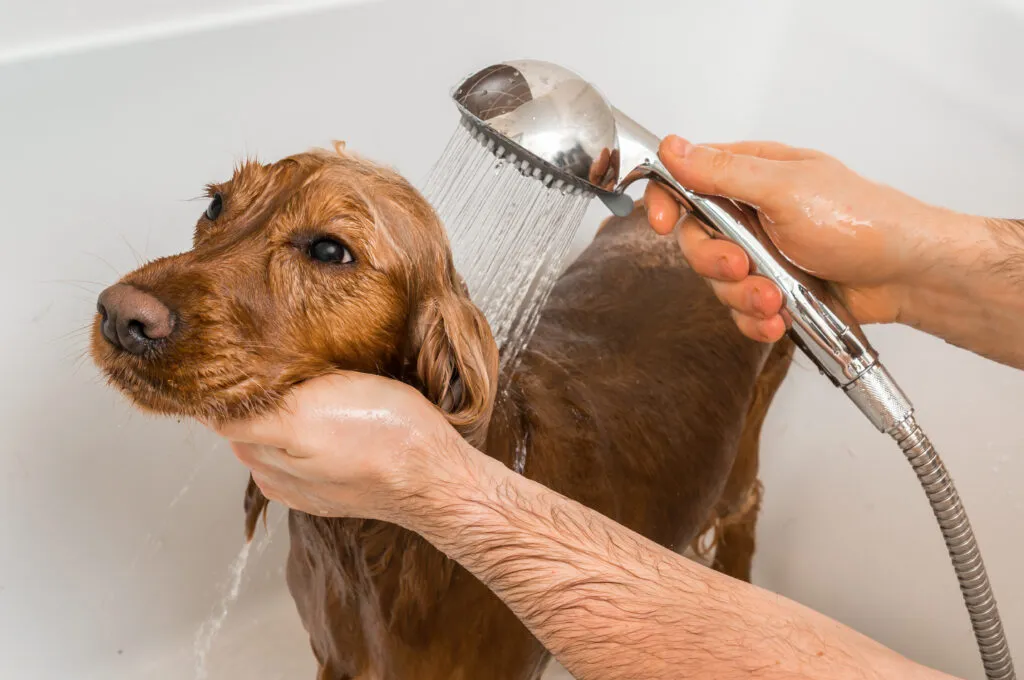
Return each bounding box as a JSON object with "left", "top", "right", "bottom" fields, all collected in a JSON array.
[
  {"left": 44, "top": 278, "right": 108, "bottom": 289},
  {"left": 120, "top": 234, "right": 145, "bottom": 267},
  {"left": 50, "top": 322, "right": 93, "bottom": 344},
  {"left": 47, "top": 280, "right": 103, "bottom": 296},
  {"left": 81, "top": 251, "right": 122, "bottom": 278}
]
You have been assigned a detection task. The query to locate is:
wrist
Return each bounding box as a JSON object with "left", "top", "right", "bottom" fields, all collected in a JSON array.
[
  {"left": 387, "top": 432, "right": 497, "bottom": 533},
  {"left": 912, "top": 207, "right": 995, "bottom": 282},
  {"left": 898, "top": 209, "right": 999, "bottom": 312},
  {"left": 889, "top": 210, "right": 1024, "bottom": 366},
  {"left": 825, "top": 203, "right": 978, "bottom": 328},
  {"left": 869, "top": 207, "right": 986, "bottom": 323}
]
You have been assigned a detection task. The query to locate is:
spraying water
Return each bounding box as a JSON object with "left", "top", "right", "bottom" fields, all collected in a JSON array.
[
  {"left": 190, "top": 506, "right": 285, "bottom": 679},
  {"left": 421, "top": 121, "right": 592, "bottom": 369},
  {"left": 193, "top": 540, "right": 252, "bottom": 680}
]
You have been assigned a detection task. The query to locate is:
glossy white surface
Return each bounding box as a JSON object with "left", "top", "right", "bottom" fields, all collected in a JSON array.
[{"left": 0, "top": 1, "right": 1021, "bottom": 678}]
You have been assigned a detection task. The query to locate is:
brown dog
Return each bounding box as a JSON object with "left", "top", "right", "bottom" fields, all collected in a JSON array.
[{"left": 91, "top": 145, "right": 792, "bottom": 679}]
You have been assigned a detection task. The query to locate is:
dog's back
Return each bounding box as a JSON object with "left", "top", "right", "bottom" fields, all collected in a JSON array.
[{"left": 507, "top": 210, "right": 768, "bottom": 544}]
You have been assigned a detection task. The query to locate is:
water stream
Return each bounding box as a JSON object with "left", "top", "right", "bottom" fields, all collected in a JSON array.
[
  {"left": 192, "top": 509, "right": 283, "bottom": 679},
  {"left": 192, "top": 541, "right": 252, "bottom": 680},
  {"left": 421, "top": 121, "right": 593, "bottom": 370}
]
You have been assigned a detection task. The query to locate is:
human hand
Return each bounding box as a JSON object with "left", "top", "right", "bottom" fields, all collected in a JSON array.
[
  {"left": 211, "top": 372, "right": 475, "bottom": 523},
  {"left": 645, "top": 137, "right": 955, "bottom": 342}
]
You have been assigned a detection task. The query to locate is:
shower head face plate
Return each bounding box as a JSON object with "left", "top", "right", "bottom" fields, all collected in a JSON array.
[{"left": 451, "top": 60, "right": 622, "bottom": 197}]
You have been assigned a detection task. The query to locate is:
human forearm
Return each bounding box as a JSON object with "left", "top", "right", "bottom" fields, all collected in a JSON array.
[
  {"left": 399, "top": 443, "right": 957, "bottom": 680},
  {"left": 219, "top": 373, "right": 961, "bottom": 678},
  {"left": 897, "top": 213, "right": 1024, "bottom": 369}
]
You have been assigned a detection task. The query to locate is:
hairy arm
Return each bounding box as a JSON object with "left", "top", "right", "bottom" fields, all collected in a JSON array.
[
  {"left": 400, "top": 441, "right": 960, "bottom": 680},
  {"left": 899, "top": 216, "right": 1024, "bottom": 369}
]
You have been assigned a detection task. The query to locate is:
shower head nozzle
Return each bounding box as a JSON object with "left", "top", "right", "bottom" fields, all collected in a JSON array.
[{"left": 451, "top": 59, "right": 655, "bottom": 216}]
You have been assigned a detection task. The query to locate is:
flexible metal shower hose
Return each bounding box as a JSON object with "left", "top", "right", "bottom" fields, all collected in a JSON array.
[{"left": 890, "top": 417, "right": 1016, "bottom": 680}]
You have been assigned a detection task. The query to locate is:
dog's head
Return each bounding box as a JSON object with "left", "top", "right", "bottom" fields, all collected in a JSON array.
[{"left": 90, "top": 144, "right": 498, "bottom": 444}]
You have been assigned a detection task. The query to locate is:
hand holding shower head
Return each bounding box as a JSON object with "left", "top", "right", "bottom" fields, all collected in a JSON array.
[
  {"left": 452, "top": 60, "right": 899, "bottom": 426},
  {"left": 449, "top": 59, "right": 1015, "bottom": 680}
]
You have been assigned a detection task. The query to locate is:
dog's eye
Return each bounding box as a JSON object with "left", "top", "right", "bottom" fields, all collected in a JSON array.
[
  {"left": 308, "top": 237, "right": 354, "bottom": 264},
  {"left": 205, "top": 193, "right": 223, "bottom": 220}
]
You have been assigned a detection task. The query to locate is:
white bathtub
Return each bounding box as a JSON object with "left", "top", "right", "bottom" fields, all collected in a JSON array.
[{"left": 2, "top": 1, "right": 1022, "bottom": 678}]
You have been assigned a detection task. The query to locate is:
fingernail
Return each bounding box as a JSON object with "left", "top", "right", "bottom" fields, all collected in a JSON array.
[
  {"left": 717, "top": 256, "right": 731, "bottom": 279},
  {"left": 749, "top": 286, "right": 763, "bottom": 316},
  {"left": 667, "top": 135, "right": 692, "bottom": 158},
  {"left": 760, "top": 319, "right": 780, "bottom": 343}
]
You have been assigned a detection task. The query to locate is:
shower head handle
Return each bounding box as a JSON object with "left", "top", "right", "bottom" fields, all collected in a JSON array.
[
  {"left": 452, "top": 59, "right": 880, "bottom": 388},
  {"left": 642, "top": 157, "right": 879, "bottom": 388}
]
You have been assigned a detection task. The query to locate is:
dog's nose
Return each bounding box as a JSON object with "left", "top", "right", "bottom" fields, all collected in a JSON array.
[{"left": 96, "top": 284, "right": 175, "bottom": 355}]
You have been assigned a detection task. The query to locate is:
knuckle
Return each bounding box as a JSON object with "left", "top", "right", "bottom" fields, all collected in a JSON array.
[{"left": 707, "top": 149, "right": 734, "bottom": 174}]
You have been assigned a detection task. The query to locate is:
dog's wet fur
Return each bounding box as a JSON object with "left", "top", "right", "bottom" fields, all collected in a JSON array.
[{"left": 92, "top": 144, "right": 792, "bottom": 679}]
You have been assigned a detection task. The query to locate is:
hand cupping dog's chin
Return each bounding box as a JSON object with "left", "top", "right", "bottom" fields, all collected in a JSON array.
[{"left": 208, "top": 371, "right": 472, "bottom": 523}]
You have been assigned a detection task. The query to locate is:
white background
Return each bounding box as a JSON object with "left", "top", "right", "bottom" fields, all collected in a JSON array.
[{"left": 1, "top": 1, "right": 1022, "bottom": 678}]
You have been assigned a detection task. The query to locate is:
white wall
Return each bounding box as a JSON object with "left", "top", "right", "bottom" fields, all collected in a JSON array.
[{"left": 1, "top": 1, "right": 1022, "bottom": 679}]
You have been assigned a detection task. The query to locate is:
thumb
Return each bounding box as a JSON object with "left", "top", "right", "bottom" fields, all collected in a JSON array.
[{"left": 658, "top": 136, "right": 787, "bottom": 209}]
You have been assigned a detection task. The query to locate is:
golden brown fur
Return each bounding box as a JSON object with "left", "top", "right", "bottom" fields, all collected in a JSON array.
[{"left": 92, "top": 145, "right": 791, "bottom": 679}]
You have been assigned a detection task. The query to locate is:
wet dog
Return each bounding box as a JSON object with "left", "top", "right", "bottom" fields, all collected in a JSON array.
[{"left": 92, "top": 144, "right": 792, "bottom": 679}]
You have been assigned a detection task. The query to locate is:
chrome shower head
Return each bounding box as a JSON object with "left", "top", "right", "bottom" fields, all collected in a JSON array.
[
  {"left": 452, "top": 59, "right": 657, "bottom": 216},
  {"left": 451, "top": 58, "right": 883, "bottom": 397}
]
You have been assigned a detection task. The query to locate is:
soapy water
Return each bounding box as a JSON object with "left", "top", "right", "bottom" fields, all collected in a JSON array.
[{"left": 421, "top": 121, "right": 593, "bottom": 371}]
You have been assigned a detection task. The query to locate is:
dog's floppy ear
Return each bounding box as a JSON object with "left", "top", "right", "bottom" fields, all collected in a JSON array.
[{"left": 409, "top": 277, "right": 498, "bottom": 447}]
